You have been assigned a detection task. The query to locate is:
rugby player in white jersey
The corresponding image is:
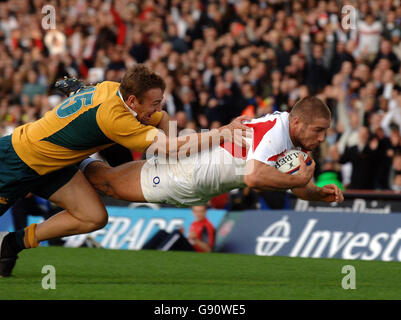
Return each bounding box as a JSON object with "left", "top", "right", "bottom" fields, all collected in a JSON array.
[{"left": 81, "top": 96, "right": 344, "bottom": 205}]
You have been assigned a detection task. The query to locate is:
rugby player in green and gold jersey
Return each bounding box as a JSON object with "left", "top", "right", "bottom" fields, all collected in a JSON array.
[{"left": 0, "top": 64, "right": 250, "bottom": 277}]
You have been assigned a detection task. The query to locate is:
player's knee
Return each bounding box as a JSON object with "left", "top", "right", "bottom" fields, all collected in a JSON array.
[
  {"left": 85, "top": 208, "right": 109, "bottom": 232},
  {"left": 92, "top": 212, "right": 109, "bottom": 231}
]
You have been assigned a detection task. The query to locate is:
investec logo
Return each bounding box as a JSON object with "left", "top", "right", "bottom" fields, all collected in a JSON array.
[{"left": 255, "top": 216, "right": 401, "bottom": 261}]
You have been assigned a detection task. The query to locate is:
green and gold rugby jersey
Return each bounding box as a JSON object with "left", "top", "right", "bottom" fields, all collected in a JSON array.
[{"left": 11, "top": 81, "right": 162, "bottom": 175}]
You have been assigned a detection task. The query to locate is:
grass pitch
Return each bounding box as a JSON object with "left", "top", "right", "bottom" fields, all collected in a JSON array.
[{"left": 1, "top": 247, "right": 401, "bottom": 300}]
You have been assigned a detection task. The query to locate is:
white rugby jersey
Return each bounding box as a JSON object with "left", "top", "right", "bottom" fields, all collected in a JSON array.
[
  {"left": 141, "top": 111, "right": 302, "bottom": 206},
  {"left": 219, "top": 111, "right": 299, "bottom": 165},
  {"left": 245, "top": 111, "right": 298, "bottom": 166},
  {"left": 190, "top": 112, "right": 299, "bottom": 204}
]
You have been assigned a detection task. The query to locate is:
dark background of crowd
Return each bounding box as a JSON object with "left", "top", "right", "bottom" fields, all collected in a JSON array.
[{"left": 1, "top": 0, "right": 401, "bottom": 208}]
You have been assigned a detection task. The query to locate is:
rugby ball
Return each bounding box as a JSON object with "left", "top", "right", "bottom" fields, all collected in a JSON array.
[{"left": 275, "top": 150, "right": 312, "bottom": 174}]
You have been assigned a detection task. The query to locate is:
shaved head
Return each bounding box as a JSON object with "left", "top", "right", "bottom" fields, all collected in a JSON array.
[{"left": 289, "top": 96, "right": 331, "bottom": 124}]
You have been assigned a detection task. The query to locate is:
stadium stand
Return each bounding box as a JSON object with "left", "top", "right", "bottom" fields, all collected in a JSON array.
[{"left": 0, "top": 0, "right": 401, "bottom": 211}]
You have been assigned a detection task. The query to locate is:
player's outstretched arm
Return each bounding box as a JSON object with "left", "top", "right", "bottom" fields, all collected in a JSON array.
[
  {"left": 244, "top": 155, "right": 315, "bottom": 190},
  {"left": 149, "top": 115, "right": 251, "bottom": 158},
  {"left": 156, "top": 111, "right": 172, "bottom": 136},
  {"left": 291, "top": 181, "right": 344, "bottom": 203}
]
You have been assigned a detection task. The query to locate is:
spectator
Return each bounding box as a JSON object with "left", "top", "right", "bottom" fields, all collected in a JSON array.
[
  {"left": 387, "top": 124, "right": 401, "bottom": 155},
  {"left": 317, "top": 144, "right": 344, "bottom": 191},
  {"left": 374, "top": 127, "right": 392, "bottom": 189},
  {"left": 129, "top": 30, "right": 149, "bottom": 64},
  {"left": 357, "top": 12, "right": 383, "bottom": 61},
  {"left": 206, "top": 81, "right": 233, "bottom": 126},
  {"left": 277, "top": 37, "right": 297, "bottom": 73},
  {"left": 167, "top": 23, "right": 188, "bottom": 54},
  {"left": 301, "top": 26, "right": 335, "bottom": 94},
  {"left": 339, "top": 126, "right": 380, "bottom": 189},
  {"left": 186, "top": 205, "right": 215, "bottom": 253},
  {"left": 391, "top": 172, "right": 401, "bottom": 192},
  {"left": 329, "top": 41, "right": 356, "bottom": 77},
  {"left": 381, "top": 86, "right": 401, "bottom": 134},
  {"left": 382, "top": 10, "right": 399, "bottom": 40},
  {"left": 372, "top": 39, "right": 401, "bottom": 72},
  {"left": 178, "top": 86, "right": 198, "bottom": 124},
  {"left": 21, "top": 70, "right": 47, "bottom": 105},
  {"left": 142, "top": 205, "right": 215, "bottom": 253},
  {"left": 336, "top": 104, "right": 363, "bottom": 155},
  {"left": 391, "top": 29, "right": 401, "bottom": 62},
  {"left": 163, "top": 75, "right": 183, "bottom": 117},
  {"left": 390, "top": 151, "right": 401, "bottom": 191}
]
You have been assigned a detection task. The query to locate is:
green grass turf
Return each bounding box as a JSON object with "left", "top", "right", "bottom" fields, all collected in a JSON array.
[{"left": 1, "top": 247, "right": 401, "bottom": 300}]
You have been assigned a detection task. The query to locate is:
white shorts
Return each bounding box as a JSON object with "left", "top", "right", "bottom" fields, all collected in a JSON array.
[{"left": 141, "top": 146, "right": 246, "bottom": 207}]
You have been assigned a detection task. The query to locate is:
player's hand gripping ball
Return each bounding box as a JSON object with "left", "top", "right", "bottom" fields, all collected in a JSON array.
[{"left": 275, "top": 149, "right": 312, "bottom": 174}]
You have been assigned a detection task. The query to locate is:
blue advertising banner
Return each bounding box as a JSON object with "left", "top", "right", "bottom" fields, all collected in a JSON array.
[
  {"left": 25, "top": 206, "right": 226, "bottom": 250},
  {"left": 0, "top": 209, "right": 13, "bottom": 232},
  {"left": 217, "top": 210, "right": 401, "bottom": 262}
]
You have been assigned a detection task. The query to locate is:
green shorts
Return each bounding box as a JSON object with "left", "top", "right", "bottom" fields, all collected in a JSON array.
[{"left": 0, "top": 135, "right": 78, "bottom": 216}]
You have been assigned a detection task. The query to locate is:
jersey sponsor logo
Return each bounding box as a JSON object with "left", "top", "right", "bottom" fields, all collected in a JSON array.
[
  {"left": 246, "top": 118, "right": 277, "bottom": 151},
  {"left": 153, "top": 176, "right": 160, "bottom": 187},
  {"left": 56, "top": 87, "right": 96, "bottom": 118}
]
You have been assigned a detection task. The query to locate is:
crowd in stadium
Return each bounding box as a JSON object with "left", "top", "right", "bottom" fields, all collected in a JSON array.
[{"left": 0, "top": 0, "right": 401, "bottom": 195}]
